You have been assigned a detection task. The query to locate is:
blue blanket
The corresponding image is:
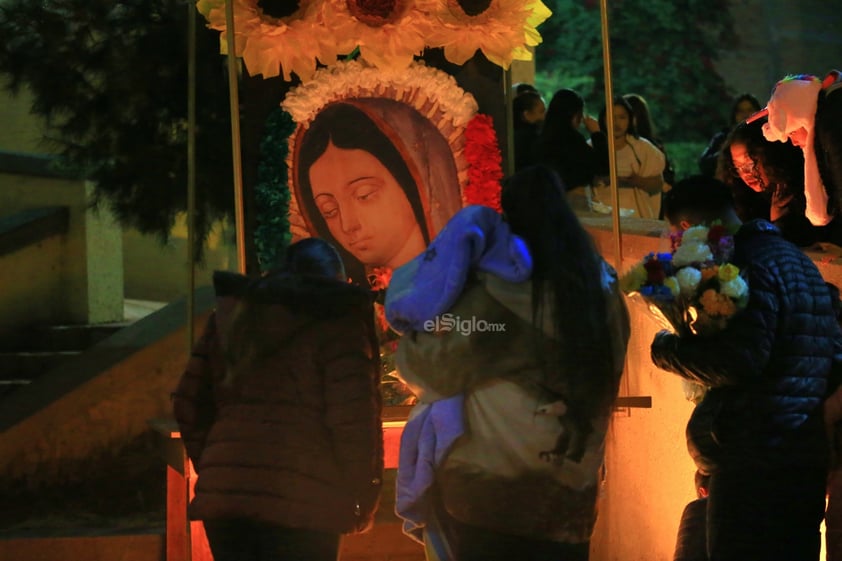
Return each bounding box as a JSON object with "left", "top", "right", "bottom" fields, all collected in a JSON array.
[
  {"left": 385, "top": 205, "right": 533, "bottom": 334},
  {"left": 396, "top": 396, "right": 465, "bottom": 544}
]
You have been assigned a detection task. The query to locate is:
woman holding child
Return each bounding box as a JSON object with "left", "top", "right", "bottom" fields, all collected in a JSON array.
[{"left": 386, "top": 165, "right": 631, "bottom": 561}]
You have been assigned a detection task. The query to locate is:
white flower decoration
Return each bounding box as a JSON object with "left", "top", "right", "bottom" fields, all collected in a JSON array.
[
  {"left": 681, "top": 225, "right": 710, "bottom": 245},
  {"left": 720, "top": 276, "right": 748, "bottom": 299},
  {"left": 676, "top": 266, "right": 702, "bottom": 296},
  {"left": 282, "top": 59, "right": 478, "bottom": 127},
  {"left": 673, "top": 242, "right": 713, "bottom": 267}
]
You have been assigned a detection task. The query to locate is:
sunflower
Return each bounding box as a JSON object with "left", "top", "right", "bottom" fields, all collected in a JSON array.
[
  {"left": 197, "top": 0, "right": 328, "bottom": 81},
  {"left": 426, "top": 0, "right": 551, "bottom": 68},
  {"left": 321, "top": 0, "right": 435, "bottom": 71}
]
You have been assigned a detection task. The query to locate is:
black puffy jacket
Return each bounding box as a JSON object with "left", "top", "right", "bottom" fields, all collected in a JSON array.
[
  {"left": 173, "top": 272, "right": 384, "bottom": 534},
  {"left": 652, "top": 220, "right": 841, "bottom": 473}
]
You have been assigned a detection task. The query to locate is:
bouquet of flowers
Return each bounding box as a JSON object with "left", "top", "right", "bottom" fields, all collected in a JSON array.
[{"left": 620, "top": 223, "right": 749, "bottom": 401}]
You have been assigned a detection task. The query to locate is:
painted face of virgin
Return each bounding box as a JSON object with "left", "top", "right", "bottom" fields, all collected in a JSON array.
[
  {"left": 612, "top": 104, "right": 630, "bottom": 138},
  {"left": 308, "top": 141, "right": 426, "bottom": 270},
  {"left": 729, "top": 142, "right": 768, "bottom": 193}
]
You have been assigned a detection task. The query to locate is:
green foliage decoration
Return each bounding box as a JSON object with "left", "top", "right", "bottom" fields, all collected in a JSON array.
[
  {"left": 667, "top": 141, "right": 709, "bottom": 180},
  {"left": 254, "top": 108, "right": 295, "bottom": 272}
]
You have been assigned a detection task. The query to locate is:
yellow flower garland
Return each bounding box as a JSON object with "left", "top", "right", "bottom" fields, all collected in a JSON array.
[
  {"left": 321, "top": 0, "right": 435, "bottom": 71},
  {"left": 427, "top": 0, "right": 551, "bottom": 68},
  {"left": 198, "top": 0, "right": 330, "bottom": 81},
  {"left": 197, "top": 0, "right": 553, "bottom": 79}
]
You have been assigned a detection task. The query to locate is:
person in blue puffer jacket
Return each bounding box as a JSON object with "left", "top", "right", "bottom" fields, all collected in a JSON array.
[{"left": 654, "top": 176, "right": 842, "bottom": 561}]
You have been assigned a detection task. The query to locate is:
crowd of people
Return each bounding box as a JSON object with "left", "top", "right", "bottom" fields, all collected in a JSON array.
[
  {"left": 170, "top": 70, "right": 842, "bottom": 561},
  {"left": 513, "top": 80, "right": 842, "bottom": 248}
]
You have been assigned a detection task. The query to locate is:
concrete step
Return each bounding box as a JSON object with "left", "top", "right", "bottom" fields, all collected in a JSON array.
[
  {"left": 0, "top": 323, "right": 129, "bottom": 353},
  {"left": 0, "top": 299, "right": 167, "bottom": 405},
  {"left": 38, "top": 323, "right": 130, "bottom": 352},
  {"left": 0, "top": 379, "right": 29, "bottom": 400},
  {"left": 0, "top": 351, "right": 82, "bottom": 380}
]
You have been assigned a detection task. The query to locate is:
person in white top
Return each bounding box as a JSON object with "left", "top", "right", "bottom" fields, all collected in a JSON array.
[{"left": 594, "top": 96, "right": 666, "bottom": 219}]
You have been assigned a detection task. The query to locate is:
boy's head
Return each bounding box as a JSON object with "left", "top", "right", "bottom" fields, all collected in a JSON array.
[{"left": 662, "top": 175, "right": 739, "bottom": 231}]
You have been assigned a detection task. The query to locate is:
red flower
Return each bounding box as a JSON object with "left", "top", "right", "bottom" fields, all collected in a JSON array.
[
  {"left": 644, "top": 258, "right": 666, "bottom": 284},
  {"left": 464, "top": 114, "right": 503, "bottom": 212},
  {"left": 373, "top": 302, "right": 391, "bottom": 334},
  {"left": 368, "top": 266, "right": 393, "bottom": 291},
  {"left": 707, "top": 224, "right": 727, "bottom": 245},
  {"left": 669, "top": 230, "right": 684, "bottom": 252}
]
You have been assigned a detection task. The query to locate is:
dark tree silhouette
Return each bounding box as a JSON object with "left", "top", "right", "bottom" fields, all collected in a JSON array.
[
  {"left": 537, "top": 0, "right": 735, "bottom": 142},
  {"left": 0, "top": 0, "right": 237, "bottom": 257}
]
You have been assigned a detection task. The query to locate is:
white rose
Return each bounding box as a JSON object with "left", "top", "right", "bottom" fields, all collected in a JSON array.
[
  {"left": 673, "top": 242, "right": 713, "bottom": 267},
  {"left": 681, "top": 225, "right": 710, "bottom": 245},
  {"left": 676, "top": 267, "right": 703, "bottom": 295},
  {"left": 720, "top": 275, "right": 748, "bottom": 299}
]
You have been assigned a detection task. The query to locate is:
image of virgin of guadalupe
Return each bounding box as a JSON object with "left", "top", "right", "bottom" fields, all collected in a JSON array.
[{"left": 292, "top": 98, "right": 463, "bottom": 286}]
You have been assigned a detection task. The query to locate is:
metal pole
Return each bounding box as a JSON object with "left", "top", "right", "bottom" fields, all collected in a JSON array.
[
  {"left": 224, "top": 0, "right": 247, "bottom": 274},
  {"left": 503, "top": 68, "right": 515, "bottom": 177},
  {"left": 186, "top": 3, "right": 197, "bottom": 349},
  {"left": 599, "top": 0, "right": 622, "bottom": 269}
]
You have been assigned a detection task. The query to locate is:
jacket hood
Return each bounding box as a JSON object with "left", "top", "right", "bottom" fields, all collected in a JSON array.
[
  {"left": 214, "top": 270, "right": 375, "bottom": 311},
  {"left": 737, "top": 218, "right": 780, "bottom": 239},
  {"left": 214, "top": 271, "right": 374, "bottom": 362}
]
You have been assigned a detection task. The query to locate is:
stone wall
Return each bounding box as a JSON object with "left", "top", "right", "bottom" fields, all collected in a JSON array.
[{"left": 0, "top": 172, "right": 124, "bottom": 329}]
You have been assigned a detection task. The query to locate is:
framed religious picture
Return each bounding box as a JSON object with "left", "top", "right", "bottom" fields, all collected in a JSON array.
[
  {"left": 281, "top": 60, "right": 504, "bottom": 406},
  {"left": 283, "top": 60, "right": 502, "bottom": 285}
]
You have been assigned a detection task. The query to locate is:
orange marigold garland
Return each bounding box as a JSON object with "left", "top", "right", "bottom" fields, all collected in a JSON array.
[{"left": 463, "top": 113, "right": 503, "bottom": 211}]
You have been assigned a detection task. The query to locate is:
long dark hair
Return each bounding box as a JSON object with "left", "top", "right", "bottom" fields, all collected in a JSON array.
[
  {"left": 501, "top": 165, "right": 618, "bottom": 419},
  {"left": 599, "top": 96, "right": 638, "bottom": 138},
  {"left": 716, "top": 117, "right": 807, "bottom": 223},
  {"left": 281, "top": 237, "right": 346, "bottom": 280},
  {"left": 513, "top": 91, "right": 544, "bottom": 128},
  {"left": 536, "top": 88, "right": 586, "bottom": 169},
  {"left": 294, "top": 101, "right": 431, "bottom": 284},
  {"left": 540, "top": 88, "right": 584, "bottom": 140},
  {"left": 729, "top": 93, "right": 762, "bottom": 125},
  {"left": 623, "top": 93, "right": 655, "bottom": 141},
  {"left": 718, "top": 117, "right": 804, "bottom": 193}
]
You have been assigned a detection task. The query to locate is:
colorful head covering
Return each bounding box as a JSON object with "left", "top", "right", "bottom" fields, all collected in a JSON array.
[{"left": 747, "top": 72, "right": 842, "bottom": 226}]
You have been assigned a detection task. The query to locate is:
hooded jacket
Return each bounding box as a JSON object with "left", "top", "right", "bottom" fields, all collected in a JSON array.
[{"left": 172, "top": 271, "right": 384, "bottom": 534}]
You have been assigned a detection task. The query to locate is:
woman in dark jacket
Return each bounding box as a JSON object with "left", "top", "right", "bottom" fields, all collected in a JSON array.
[
  {"left": 172, "top": 238, "right": 384, "bottom": 561},
  {"left": 534, "top": 88, "right": 605, "bottom": 191},
  {"left": 512, "top": 90, "right": 546, "bottom": 171}
]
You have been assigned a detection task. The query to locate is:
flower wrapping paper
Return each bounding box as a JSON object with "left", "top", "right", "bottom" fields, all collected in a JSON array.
[{"left": 620, "top": 224, "right": 749, "bottom": 402}]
